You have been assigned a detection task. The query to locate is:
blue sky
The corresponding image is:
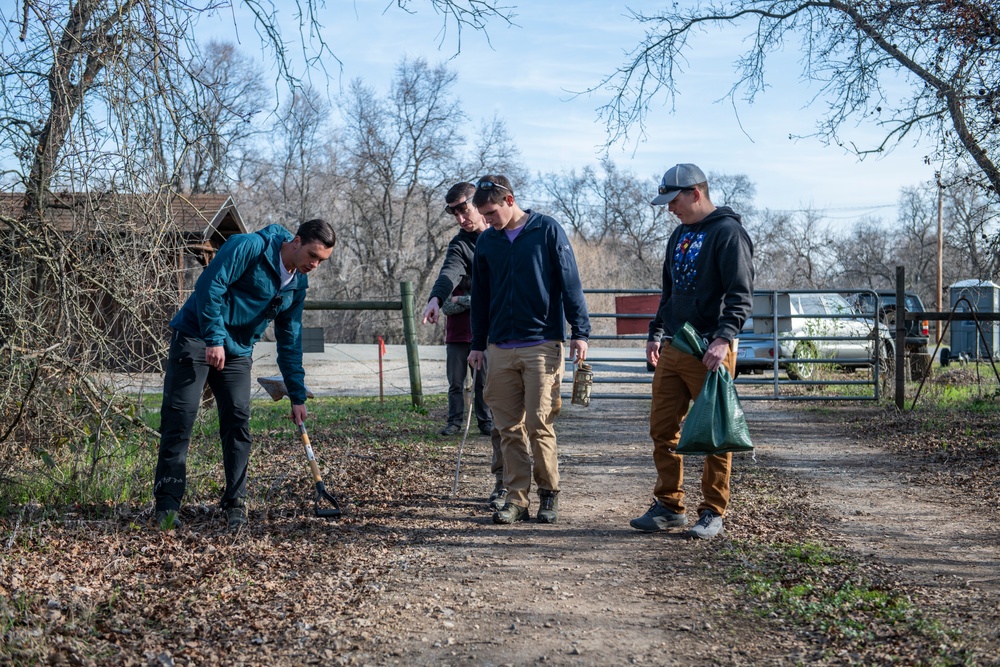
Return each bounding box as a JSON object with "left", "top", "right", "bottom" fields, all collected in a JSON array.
[{"left": 204, "top": 0, "right": 939, "bottom": 227}]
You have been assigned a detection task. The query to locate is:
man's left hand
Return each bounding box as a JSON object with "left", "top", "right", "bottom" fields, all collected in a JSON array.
[
  {"left": 569, "top": 339, "right": 588, "bottom": 363},
  {"left": 291, "top": 403, "right": 307, "bottom": 425},
  {"left": 703, "top": 338, "right": 730, "bottom": 372}
]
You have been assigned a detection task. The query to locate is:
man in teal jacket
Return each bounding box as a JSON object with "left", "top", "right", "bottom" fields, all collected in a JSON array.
[{"left": 153, "top": 219, "right": 335, "bottom": 531}]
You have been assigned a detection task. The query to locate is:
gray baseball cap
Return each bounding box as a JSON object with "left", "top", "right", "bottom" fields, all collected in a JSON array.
[{"left": 650, "top": 163, "right": 707, "bottom": 205}]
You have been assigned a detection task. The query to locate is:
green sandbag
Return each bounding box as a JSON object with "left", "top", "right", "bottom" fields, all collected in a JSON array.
[
  {"left": 669, "top": 322, "right": 707, "bottom": 358},
  {"left": 677, "top": 365, "right": 754, "bottom": 455}
]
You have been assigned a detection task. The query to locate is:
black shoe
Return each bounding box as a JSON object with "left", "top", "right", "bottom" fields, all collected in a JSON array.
[
  {"left": 478, "top": 423, "right": 493, "bottom": 436},
  {"left": 439, "top": 423, "right": 461, "bottom": 436},
  {"left": 629, "top": 499, "right": 687, "bottom": 532},
  {"left": 225, "top": 499, "right": 248, "bottom": 531},
  {"left": 492, "top": 502, "right": 529, "bottom": 524},
  {"left": 537, "top": 489, "right": 559, "bottom": 523},
  {"left": 155, "top": 509, "right": 183, "bottom": 530}
]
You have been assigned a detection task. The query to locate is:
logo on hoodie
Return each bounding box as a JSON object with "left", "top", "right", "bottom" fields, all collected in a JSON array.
[{"left": 672, "top": 231, "right": 705, "bottom": 292}]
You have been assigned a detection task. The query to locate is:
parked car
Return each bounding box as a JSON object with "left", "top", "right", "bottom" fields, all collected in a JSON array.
[
  {"left": 845, "top": 291, "right": 930, "bottom": 354},
  {"left": 736, "top": 292, "right": 893, "bottom": 380},
  {"left": 845, "top": 291, "right": 930, "bottom": 380}
]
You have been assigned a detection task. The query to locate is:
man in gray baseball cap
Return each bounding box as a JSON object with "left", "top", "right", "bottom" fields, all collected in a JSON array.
[
  {"left": 631, "top": 162, "right": 754, "bottom": 539},
  {"left": 650, "top": 163, "right": 708, "bottom": 206}
]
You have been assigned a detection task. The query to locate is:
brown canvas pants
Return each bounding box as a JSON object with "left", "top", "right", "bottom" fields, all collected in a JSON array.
[
  {"left": 649, "top": 342, "right": 738, "bottom": 517},
  {"left": 483, "top": 342, "right": 564, "bottom": 508}
]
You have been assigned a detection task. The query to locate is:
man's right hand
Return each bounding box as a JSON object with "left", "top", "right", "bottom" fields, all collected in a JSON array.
[
  {"left": 421, "top": 298, "right": 441, "bottom": 324},
  {"left": 205, "top": 345, "right": 226, "bottom": 370},
  {"left": 468, "top": 350, "right": 484, "bottom": 371},
  {"left": 645, "top": 341, "right": 660, "bottom": 368}
]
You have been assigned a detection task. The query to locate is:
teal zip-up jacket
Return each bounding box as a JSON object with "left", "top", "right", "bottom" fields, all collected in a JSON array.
[{"left": 170, "top": 224, "right": 308, "bottom": 404}]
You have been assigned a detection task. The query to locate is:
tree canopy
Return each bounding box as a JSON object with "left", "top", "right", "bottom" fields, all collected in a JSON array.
[{"left": 598, "top": 0, "right": 1000, "bottom": 197}]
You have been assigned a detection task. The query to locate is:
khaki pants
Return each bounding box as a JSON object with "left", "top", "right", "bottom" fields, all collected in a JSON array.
[
  {"left": 649, "top": 343, "right": 738, "bottom": 517},
  {"left": 484, "top": 342, "right": 564, "bottom": 508}
]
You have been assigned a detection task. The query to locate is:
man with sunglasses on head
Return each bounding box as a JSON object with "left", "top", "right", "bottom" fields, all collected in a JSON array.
[
  {"left": 153, "top": 219, "right": 336, "bottom": 532},
  {"left": 629, "top": 163, "right": 754, "bottom": 540},
  {"left": 422, "top": 182, "right": 512, "bottom": 510},
  {"left": 468, "top": 175, "right": 591, "bottom": 525}
]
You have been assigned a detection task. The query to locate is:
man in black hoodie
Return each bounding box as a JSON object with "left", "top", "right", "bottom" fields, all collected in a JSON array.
[
  {"left": 629, "top": 163, "right": 754, "bottom": 540},
  {"left": 422, "top": 182, "right": 510, "bottom": 509}
]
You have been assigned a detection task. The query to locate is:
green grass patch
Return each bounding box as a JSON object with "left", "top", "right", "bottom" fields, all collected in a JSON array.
[
  {"left": 721, "top": 458, "right": 979, "bottom": 665},
  {"left": 0, "top": 393, "right": 446, "bottom": 515}
]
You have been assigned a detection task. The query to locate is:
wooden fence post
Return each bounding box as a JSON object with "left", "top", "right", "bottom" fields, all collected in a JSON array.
[{"left": 399, "top": 281, "right": 423, "bottom": 407}]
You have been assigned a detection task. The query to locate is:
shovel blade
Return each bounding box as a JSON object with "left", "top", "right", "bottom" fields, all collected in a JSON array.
[{"left": 314, "top": 481, "right": 342, "bottom": 518}]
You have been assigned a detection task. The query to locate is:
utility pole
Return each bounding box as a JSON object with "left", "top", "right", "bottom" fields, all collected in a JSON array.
[{"left": 936, "top": 178, "right": 944, "bottom": 344}]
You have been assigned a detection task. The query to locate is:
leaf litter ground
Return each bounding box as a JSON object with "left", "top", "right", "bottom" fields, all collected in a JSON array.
[{"left": 2, "top": 395, "right": 999, "bottom": 665}]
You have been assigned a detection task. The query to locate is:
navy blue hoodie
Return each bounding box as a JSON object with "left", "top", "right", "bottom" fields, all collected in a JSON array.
[{"left": 470, "top": 211, "right": 591, "bottom": 350}]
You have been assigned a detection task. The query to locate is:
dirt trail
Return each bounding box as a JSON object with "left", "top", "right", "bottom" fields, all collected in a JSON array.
[
  {"left": 358, "top": 399, "right": 780, "bottom": 666},
  {"left": 343, "top": 398, "right": 1000, "bottom": 665},
  {"left": 320, "top": 398, "right": 988, "bottom": 665},
  {"left": 753, "top": 407, "right": 1000, "bottom": 587}
]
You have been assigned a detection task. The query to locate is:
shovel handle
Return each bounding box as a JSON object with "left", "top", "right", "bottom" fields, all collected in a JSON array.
[{"left": 299, "top": 423, "right": 323, "bottom": 483}]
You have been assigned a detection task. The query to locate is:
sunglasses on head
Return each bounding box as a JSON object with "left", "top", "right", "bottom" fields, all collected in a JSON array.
[
  {"left": 444, "top": 196, "right": 473, "bottom": 216},
  {"left": 476, "top": 179, "right": 511, "bottom": 193},
  {"left": 658, "top": 185, "right": 696, "bottom": 196}
]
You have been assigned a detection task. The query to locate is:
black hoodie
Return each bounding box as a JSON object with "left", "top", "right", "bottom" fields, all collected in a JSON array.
[{"left": 647, "top": 205, "right": 754, "bottom": 344}]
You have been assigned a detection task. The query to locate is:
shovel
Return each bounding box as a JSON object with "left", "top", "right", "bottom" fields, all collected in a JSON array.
[{"left": 298, "top": 422, "right": 342, "bottom": 518}]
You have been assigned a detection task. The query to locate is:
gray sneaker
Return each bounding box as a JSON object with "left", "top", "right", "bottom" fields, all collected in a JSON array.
[
  {"left": 629, "top": 500, "right": 687, "bottom": 532},
  {"left": 536, "top": 489, "right": 559, "bottom": 524},
  {"left": 225, "top": 499, "right": 248, "bottom": 531},
  {"left": 155, "top": 509, "right": 183, "bottom": 530},
  {"left": 492, "top": 502, "right": 529, "bottom": 524},
  {"left": 687, "top": 510, "right": 724, "bottom": 539}
]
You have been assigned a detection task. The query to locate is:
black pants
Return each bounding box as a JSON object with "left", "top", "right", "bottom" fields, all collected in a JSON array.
[
  {"left": 445, "top": 342, "right": 491, "bottom": 431},
  {"left": 153, "top": 331, "right": 253, "bottom": 512},
  {"left": 446, "top": 342, "right": 504, "bottom": 476}
]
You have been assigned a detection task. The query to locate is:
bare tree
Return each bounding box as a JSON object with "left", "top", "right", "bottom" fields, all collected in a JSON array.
[
  {"left": 0, "top": 0, "right": 512, "bottom": 491},
  {"left": 830, "top": 217, "right": 898, "bottom": 289},
  {"left": 752, "top": 208, "right": 838, "bottom": 288},
  {"left": 597, "top": 1, "right": 1000, "bottom": 199},
  {"left": 334, "top": 57, "right": 521, "bottom": 343},
  {"left": 159, "top": 41, "right": 269, "bottom": 195},
  {"left": 943, "top": 173, "right": 1000, "bottom": 281}
]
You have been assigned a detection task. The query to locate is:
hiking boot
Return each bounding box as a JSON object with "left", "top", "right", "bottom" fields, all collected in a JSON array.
[
  {"left": 488, "top": 476, "right": 507, "bottom": 510},
  {"left": 225, "top": 499, "right": 248, "bottom": 531},
  {"left": 492, "top": 502, "right": 529, "bottom": 524},
  {"left": 629, "top": 499, "right": 687, "bottom": 532},
  {"left": 489, "top": 487, "right": 508, "bottom": 511},
  {"left": 155, "top": 509, "right": 183, "bottom": 530},
  {"left": 536, "top": 489, "right": 559, "bottom": 524},
  {"left": 439, "top": 423, "right": 461, "bottom": 436},
  {"left": 478, "top": 422, "right": 493, "bottom": 436},
  {"left": 687, "top": 510, "right": 724, "bottom": 540}
]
